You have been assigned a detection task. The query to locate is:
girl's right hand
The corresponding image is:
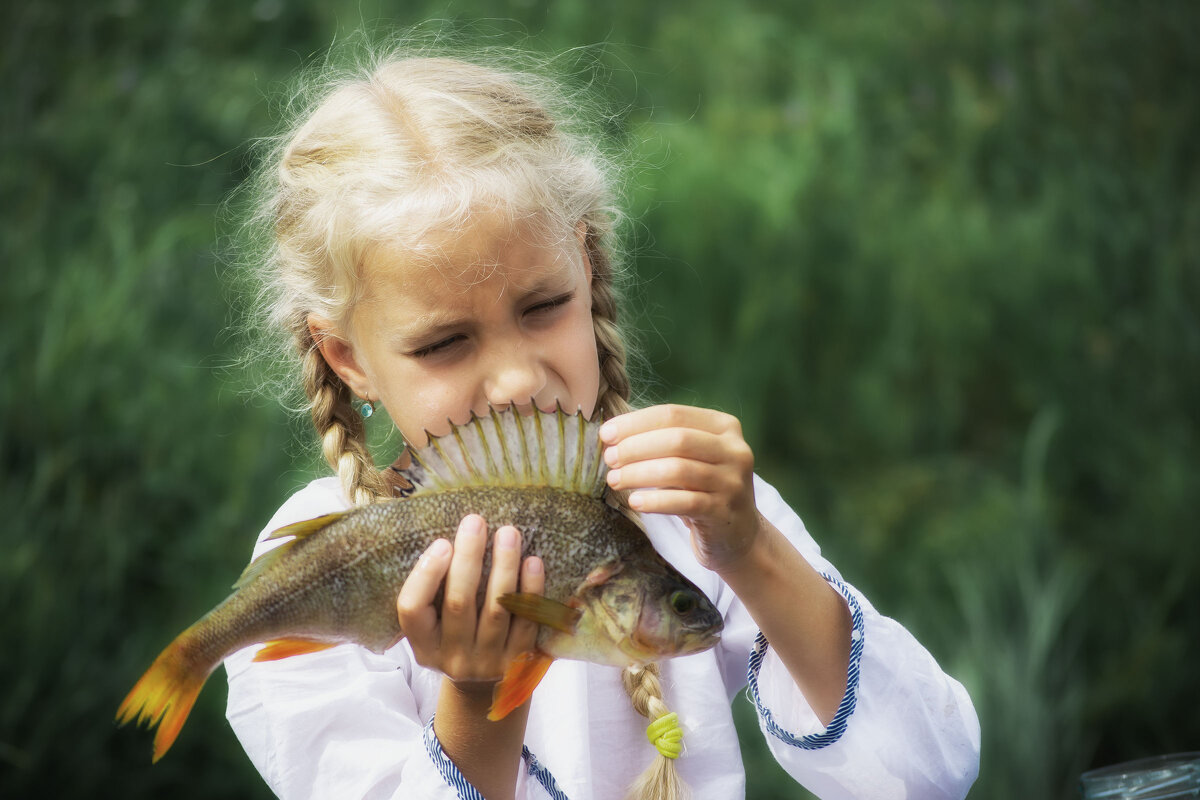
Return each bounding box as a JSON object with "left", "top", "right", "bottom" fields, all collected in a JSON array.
[{"left": 396, "top": 514, "right": 544, "bottom": 687}]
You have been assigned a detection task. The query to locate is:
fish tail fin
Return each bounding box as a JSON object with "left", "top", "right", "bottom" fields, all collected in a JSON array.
[
  {"left": 488, "top": 650, "right": 554, "bottom": 721},
  {"left": 116, "top": 630, "right": 213, "bottom": 762}
]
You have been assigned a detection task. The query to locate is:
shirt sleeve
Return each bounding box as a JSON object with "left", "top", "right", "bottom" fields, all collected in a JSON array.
[
  {"left": 223, "top": 481, "right": 564, "bottom": 800},
  {"left": 734, "top": 476, "right": 981, "bottom": 800}
]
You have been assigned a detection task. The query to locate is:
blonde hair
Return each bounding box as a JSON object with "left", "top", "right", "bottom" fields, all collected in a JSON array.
[{"left": 244, "top": 45, "right": 683, "bottom": 799}]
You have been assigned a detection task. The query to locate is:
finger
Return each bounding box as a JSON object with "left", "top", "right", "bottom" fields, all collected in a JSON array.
[
  {"left": 439, "top": 514, "right": 488, "bottom": 647},
  {"left": 506, "top": 555, "right": 545, "bottom": 657},
  {"left": 599, "top": 404, "right": 739, "bottom": 445},
  {"left": 396, "top": 538, "right": 452, "bottom": 657},
  {"left": 627, "top": 487, "right": 728, "bottom": 518},
  {"left": 604, "top": 427, "right": 750, "bottom": 472},
  {"left": 477, "top": 525, "right": 523, "bottom": 653},
  {"left": 607, "top": 456, "right": 741, "bottom": 496}
]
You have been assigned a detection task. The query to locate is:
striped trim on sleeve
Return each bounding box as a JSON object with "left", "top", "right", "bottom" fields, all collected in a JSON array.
[
  {"left": 746, "top": 573, "right": 865, "bottom": 750},
  {"left": 522, "top": 746, "right": 571, "bottom": 800},
  {"left": 422, "top": 717, "right": 571, "bottom": 799}
]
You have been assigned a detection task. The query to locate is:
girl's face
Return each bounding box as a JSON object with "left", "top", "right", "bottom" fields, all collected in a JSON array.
[{"left": 312, "top": 215, "right": 601, "bottom": 447}]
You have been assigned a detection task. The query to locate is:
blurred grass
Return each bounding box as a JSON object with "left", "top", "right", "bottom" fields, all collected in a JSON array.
[{"left": 3, "top": 1, "right": 1198, "bottom": 798}]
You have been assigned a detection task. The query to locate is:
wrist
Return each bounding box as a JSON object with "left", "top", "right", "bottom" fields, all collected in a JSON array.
[
  {"left": 444, "top": 676, "right": 499, "bottom": 705},
  {"left": 710, "top": 512, "right": 772, "bottom": 582},
  {"left": 433, "top": 676, "right": 530, "bottom": 800}
]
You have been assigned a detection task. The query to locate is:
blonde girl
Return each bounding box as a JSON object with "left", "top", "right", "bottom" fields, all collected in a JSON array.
[{"left": 225, "top": 48, "right": 980, "bottom": 800}]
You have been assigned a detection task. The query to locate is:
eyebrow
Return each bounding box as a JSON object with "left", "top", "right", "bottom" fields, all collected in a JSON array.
[
  {"left": 393, "top": 274, "right": 574, "bottom": 348},
  {"left": 393, "top": 311, "right": 474, "bottom": 348}
]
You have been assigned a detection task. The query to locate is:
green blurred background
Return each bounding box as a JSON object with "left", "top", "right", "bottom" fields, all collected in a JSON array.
[{"left": 3, "top": 1, "right": 1197, "bottom": 797}]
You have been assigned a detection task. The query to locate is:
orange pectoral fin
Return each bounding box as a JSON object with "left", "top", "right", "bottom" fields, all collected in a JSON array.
[
  {"left": 252, "top": 639, "right": 339, "bottom": 662},
  {"left": 488, "top": 651, "right": 554, "bottom": 721},
  {"left": 497, "top": 593, "right": 582, "bottom": 634}
]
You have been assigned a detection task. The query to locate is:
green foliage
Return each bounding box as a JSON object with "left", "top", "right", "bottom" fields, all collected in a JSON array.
[{"left": 3, "top": 1, "right": 1197, "bottom": 798}]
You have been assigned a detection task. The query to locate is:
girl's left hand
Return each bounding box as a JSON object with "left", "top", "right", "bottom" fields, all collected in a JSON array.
[{"left": 600, "top": 404, "right": 762, "bottom": 573}]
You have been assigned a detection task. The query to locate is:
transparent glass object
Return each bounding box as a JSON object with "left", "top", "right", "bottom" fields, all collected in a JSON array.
[{"left": 1081, "top": 753, "right": 1200, "bottom": 799}]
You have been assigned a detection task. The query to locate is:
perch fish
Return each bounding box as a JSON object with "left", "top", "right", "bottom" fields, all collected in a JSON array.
[{"left": 117, "top": 405, "right": 723, "bottom": 761}]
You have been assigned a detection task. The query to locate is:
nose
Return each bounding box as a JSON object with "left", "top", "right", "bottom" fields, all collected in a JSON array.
[{"left": 482, "top": 345, "right": 547, "bottom": 410}]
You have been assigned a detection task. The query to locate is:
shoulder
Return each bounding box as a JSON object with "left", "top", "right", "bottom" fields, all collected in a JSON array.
[
  {"left": 272, "top": 476, "right": 350, "bottom": 521},
  {"left": 248, "top": 477, "right": 349, "bottom": 561}
]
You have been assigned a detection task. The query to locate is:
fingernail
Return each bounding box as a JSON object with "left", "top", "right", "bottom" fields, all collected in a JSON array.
[
  {"left": 460, "top": 515, "right": 485, "bottom": 538},
  {"left": 421, "top": 538, "right": 450, "bottom": 569},
  {"left": 606, "top": 468, "right": 621, "bottom": 487},
  {"left": 628, "top": 491, "right": 644, "bottom": 510},
  {"left": 603, "top": 446, "right": 618, "bottom": 466},
  {"left": 526, "top": 557, "right": 543, "bottom": 576},
  {"left": 599, "top": 421, "right": 617, "bottom": 442},
  {"left": 497, "top": 527, "right": 518, "bottom": 550}
]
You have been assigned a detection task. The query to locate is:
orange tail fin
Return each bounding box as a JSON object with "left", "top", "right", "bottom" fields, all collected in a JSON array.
[{"left": 116, "top": 635, "right": 213, "bottom": 763}]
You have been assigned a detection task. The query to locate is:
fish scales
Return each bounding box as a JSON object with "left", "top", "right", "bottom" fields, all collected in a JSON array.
[{"left": 199, "top": 485, "right": 650, "bottom": 662}]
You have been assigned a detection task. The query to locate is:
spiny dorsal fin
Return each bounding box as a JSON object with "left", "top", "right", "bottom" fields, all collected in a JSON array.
[
  {"left": 400, "top": 405, "right": 608, "bottom": 498},
  {"left": 233, "top": 512, "right": 347, "bottom": 589}
]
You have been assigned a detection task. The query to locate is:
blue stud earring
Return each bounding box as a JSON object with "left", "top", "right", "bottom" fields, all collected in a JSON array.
[{"left": 360, "top": 399, "right": 376, "bottom": 419}]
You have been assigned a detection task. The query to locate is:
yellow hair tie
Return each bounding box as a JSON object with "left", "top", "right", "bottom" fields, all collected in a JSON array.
[{"left": 646, "top": 712, "right": 683, "bottom": 759}]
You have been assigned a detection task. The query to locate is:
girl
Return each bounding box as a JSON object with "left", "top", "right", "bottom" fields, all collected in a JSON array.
[{"left": 224, "top": 51, "right": 980, "bottom": 800}]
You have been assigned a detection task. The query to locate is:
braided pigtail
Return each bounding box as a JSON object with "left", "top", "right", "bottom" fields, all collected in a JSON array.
[
  {"left": 621, "top": 664, "right": 691, "bottom": 800},
  {"left": 586, "top": 227, "right": 633, "bottom": 420},
  {"left": 299, "top": 328, "right": 386, "bottom": 507},
  {"left": 586, "top": 228, "right": 689, "bottom": 800}
]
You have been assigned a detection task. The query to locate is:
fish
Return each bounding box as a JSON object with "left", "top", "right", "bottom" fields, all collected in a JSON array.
[{"left": 116, "top": 405, "right": 724, "bottom": 762}]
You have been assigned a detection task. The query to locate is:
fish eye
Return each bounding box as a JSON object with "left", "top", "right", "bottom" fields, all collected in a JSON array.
[{"left": 669, "top": 590, "right": 697, "bottom": 615}]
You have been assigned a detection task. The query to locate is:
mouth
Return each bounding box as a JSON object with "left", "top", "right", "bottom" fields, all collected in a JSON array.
[{"left": 499, "top": 398, "right": 579, "bottom": 417}]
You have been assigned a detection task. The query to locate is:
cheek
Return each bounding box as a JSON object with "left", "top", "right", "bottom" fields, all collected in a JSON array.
[
  {"left": 392, "top": 385, "right": 470, "bottom": 446},
  {"left": 377, "top": 364, "right": 465, "bottom": 446},
  {"left": 559, "top": 313, "right": 601, "bottom": 413}
]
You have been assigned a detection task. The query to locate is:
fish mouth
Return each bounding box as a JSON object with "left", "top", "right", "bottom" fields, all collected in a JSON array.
[
  {"left": 621, "top": 627, "right": 721, "bottom": 662},
  {"left": 624, "top": 608, "right": 723, "bottom": 662},
  {"left": 676, "top": 623, "right": 722, "bottom": 654}
]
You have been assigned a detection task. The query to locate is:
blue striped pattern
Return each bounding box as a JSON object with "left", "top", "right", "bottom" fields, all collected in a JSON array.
[
  {"left": 746, "top": 573, "right": 865, "bottom": 749},
  {"left": 522, "top": 746, "right": 571, "bottom": 800},
  {"left": 423, "top": 717, "right": 572, "bottom": 799},
  {"left": 423, "top": 718, "right": 485, "bottom": 800}
]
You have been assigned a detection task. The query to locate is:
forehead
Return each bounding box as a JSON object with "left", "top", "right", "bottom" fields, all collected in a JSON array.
[{"left": 361, "top": 215, "right": 578, "bottom": 305}]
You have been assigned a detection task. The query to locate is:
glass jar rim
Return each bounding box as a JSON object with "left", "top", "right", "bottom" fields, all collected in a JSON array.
[{"left": 1080, "top": 753, "right": 1200, "bottom": 799}]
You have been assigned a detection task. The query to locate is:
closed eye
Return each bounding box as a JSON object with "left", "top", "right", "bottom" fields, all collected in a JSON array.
[
  {"left": 411, "top": 334, "right": 466, "bottom": 358},
  {"left": 525, "top": 292, "right": 575, "bottom": 317}
]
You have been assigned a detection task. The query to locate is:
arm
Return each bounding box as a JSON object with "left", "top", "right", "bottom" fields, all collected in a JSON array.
[
  {"left": 603, "top": 406, "right": 980, "bottom": 799},
  {"left": 601, "top": 405, "right": 849, "bottom": 722},
  {"left": 396, "top": 516, "right": 545, "bottom": 800},
  {"left": 715, "top": 514, "right": 851, "bottom": 724}
]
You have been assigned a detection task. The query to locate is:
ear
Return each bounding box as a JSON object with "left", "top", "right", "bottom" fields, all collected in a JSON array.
[
  {"left": 575, "top": 221, "right": 593, "bottom": 289},
  {"left": 307, "top": 315, "right": 373, "bottom": 400}
]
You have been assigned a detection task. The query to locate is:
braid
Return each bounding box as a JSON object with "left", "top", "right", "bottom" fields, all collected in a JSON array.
[
  {"left": 586, "top": 229, "right": 633, "bottom": 420},
  {"left": 621, "top": 664, "right": 691, "bottom": 800},
  {"left": 587, "top": 230, "right": 688, "bottom": 800},
  {"left": 299, "top": 329, "right": 386, "bottom": 507}
]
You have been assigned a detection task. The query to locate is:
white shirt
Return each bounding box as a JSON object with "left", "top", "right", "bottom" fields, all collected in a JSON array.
[{"left": 225, "top": 475, "right": 980, "bottom": 799}]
